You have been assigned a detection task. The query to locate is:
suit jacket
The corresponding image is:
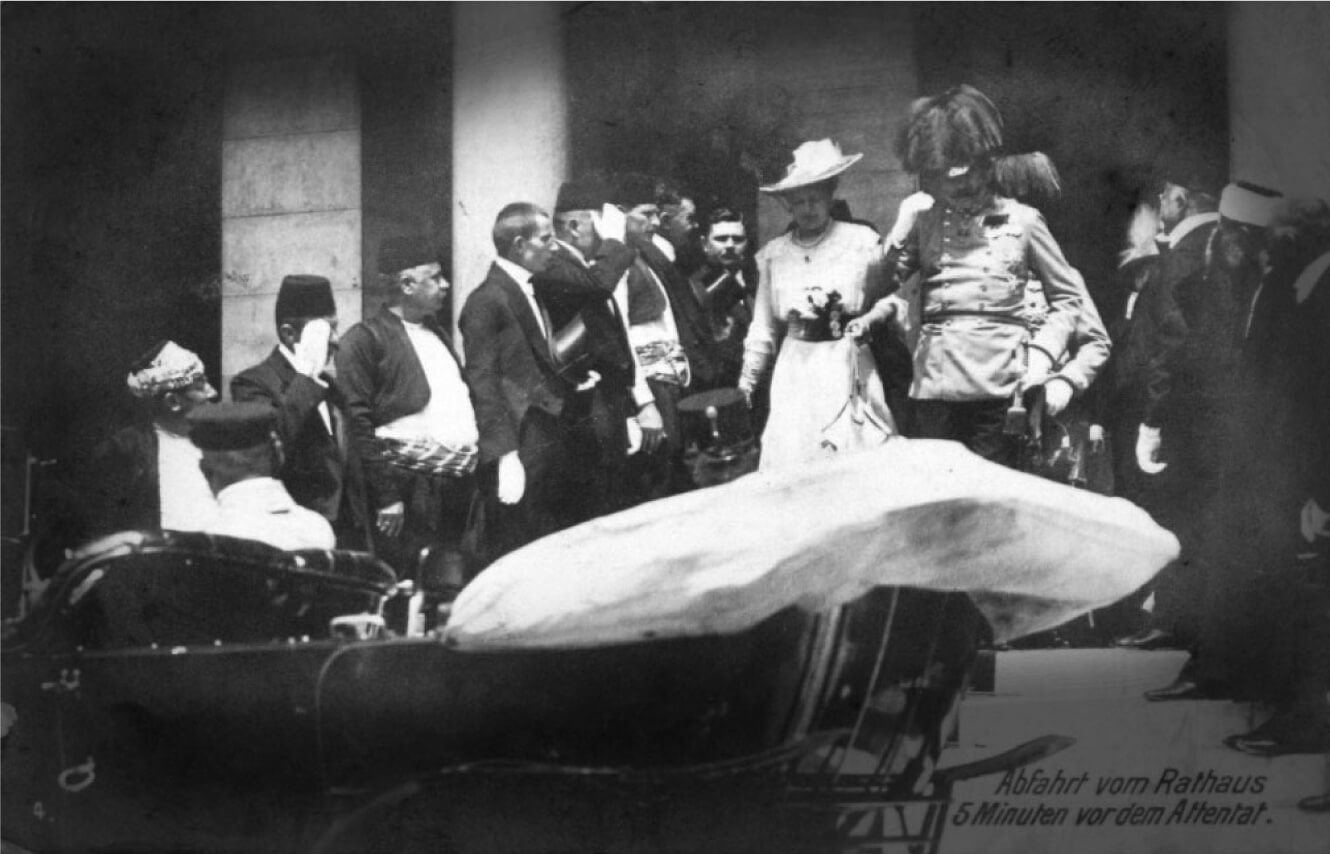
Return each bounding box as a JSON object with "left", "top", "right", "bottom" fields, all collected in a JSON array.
[
  {"left": 334, "top": 306, "right": 473, "bottom": 510},
  {"left": 634, "top": 236, "right": 722, "bottom": 390},
  {"left": 459, "top": 262, "right": 571, "bottom": 464},
  {"left": 534, "top": 239, "right": 638, "bottom": 393},
  {"left": 1137, "top": 215, "right": 1219, "bottom": 427},
  {"left": 231, "top": 348, "right": 367, "bottom": 535},
  {"left": 688, "top": 262, "right": 755, "bottom": 387}
]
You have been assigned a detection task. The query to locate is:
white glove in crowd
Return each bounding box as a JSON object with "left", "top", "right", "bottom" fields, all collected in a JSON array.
[
  {"left": 498, "top": 451, "right": 526, "bottom": 505},
  {"left": 1135, "top": 424, "right": 1166, "bottom": 474}
]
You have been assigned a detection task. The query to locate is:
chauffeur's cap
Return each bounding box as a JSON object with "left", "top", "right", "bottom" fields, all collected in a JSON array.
[{"left": 187, "top": 402, "right": 278, "bottom": 451}]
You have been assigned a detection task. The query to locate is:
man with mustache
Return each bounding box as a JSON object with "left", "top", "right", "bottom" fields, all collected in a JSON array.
[
  {"left": 335, "top": 236, "right": 479, "bottom": 584},
  {"left": 688, "top": 207, "right": 755, "bottom": 389},
  {"left": 889, "top": 86, "right": 1102, "bottom": 466}
]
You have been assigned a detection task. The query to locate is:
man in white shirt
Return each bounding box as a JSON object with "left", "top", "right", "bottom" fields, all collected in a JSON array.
[
  {"left": 188, "top": 402, "right": 335, "bottom": 551},
  {"left": 336, "top": 236, "right": 480, "bottom": 587},
  {"left": 84, "top": 340, "right": 220, "bottom": 538}
]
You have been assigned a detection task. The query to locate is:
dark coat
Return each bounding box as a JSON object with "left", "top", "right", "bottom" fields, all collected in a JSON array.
[
  {"left": 231, "top": 348, "right": 368, "bottom": 538},
  {"left": 687, "top": 261, "right": 755, "bottom": 388},
  {"left": 534, "top": 239, "right": 639, "bottom": 393},
  {"left": 1138, "top": 217, "right": 1219, "bottom": 428},
  {"left": 459, "top": 263, "right": 572, "bottom": 465},
  {"left": 83, "top": 421, "right": 159, "bottom": 537},
  {"left": 334, "top": 307, "right": 472, "bottom": 510}
]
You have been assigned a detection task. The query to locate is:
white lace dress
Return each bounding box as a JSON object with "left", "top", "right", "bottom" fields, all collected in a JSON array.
[{"left": 743, "top": 220, "right": 898, "bottom": 471}]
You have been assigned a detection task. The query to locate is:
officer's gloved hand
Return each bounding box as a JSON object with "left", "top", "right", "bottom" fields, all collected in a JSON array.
[
  {"left": 1135, "top": 424, "right": 1167, "bottom": 474},
  {"left": 886, "top": 191, "right": 934, "bottom": 247},
  {"left": 1043, "top": 377, "right": 1074, "bottom": 417}
]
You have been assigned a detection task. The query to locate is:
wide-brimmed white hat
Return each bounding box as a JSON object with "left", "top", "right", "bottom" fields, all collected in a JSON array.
[{"left": 760, "top": 139, "right": 863, "bottom": 194}]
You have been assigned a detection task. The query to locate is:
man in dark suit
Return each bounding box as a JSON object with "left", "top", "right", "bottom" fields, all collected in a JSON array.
[
  {"left": 688, "top": 207, "right": 756, "bottom": 389},
  {"left": 536, "top": 177, "right": 665, "bottom": 518},
  {"left": 231, "top": 275, "right": 370, "bottom": 549},
  {"left": 460, "top": 203, "right": 587, "bottom": 558},
  {"left": 1141, "top": 180, "right": 1287, "bottom": 701},
  {"left": 1117, "top": 170, "right": 1222, "bottom": 651}
]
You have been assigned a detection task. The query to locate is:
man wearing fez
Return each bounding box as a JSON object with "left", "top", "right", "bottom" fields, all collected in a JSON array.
[
  {"left": 461, "top": 202, "right": 594, "bottom": 558},
  {"left": 231, "top": 275, "right": 370, "bottom": 548},
  {"left": 335, "top": 237, "right": 479, "bottom": 581},
  {"left": 613, "top": 173, "right": 720, "bottom": 499},
  {"left": 84, "top": 340, "right": 220, "bottom": 537},
  {"left": 537, "top": 176, "right": 665, "bottom": 517},
  {"left": 188, "top": 402, "right": 335, "bottom": 551}
]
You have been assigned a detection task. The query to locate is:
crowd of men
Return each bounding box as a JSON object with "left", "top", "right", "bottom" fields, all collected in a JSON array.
[{"left": 60, "top": 88, "right": 1329, "bottom": 774}]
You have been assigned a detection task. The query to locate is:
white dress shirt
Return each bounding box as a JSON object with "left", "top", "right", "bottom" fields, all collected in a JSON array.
[
  {"left": 156, "top": 426, "right": 219, "bottom": 532},
  {"left": 496, "top": 257, "right": 548, "bottom": 338}
]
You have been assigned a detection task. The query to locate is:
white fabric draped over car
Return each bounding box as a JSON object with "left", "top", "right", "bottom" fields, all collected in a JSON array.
[{"left": 445, "top": 439, "right": 1178, "bottom": 649}]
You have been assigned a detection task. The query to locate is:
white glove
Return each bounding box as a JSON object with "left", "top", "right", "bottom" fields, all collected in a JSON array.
[
  {"left": 886, "top": 191, "right": 934, "bottom": 246},
  {"left": 599, "top": 203, "right": 627, "bottom": 243},
  {"left": 1043, "top": 378, "right": 1074, "bottom": 417},
  {"left": 575, "top": 370, "right": 601, "bottom": 392},
  {"left": 625, "top": 417, "right": 644, "bottom": 455},
  {"left": 497, "top": 452, "right": 526, "bottom": 505},
  {"left": 293, "top": 318, "right": 333, "bottom": 378},
  {"left": 1300, "top": 498, "right": 1330, "bottom": 543},
  {"left": 1023, "top": 347, "right": 1054, "bottom": 390},
  {"left": 1135, "top": 424, "right": 1166, "bottom": 474}
]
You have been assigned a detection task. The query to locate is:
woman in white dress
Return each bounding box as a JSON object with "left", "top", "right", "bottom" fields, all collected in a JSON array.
[{"left": 739, "top": 140, "right": 900, "bottom": 471}]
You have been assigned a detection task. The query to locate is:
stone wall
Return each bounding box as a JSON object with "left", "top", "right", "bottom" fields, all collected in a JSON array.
[{"left": 220, "top": 53, "right": 362, "bottom": 391}]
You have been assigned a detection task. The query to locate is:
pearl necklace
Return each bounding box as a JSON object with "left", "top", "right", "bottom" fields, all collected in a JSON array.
[{"left": 792, "top": 222, "right": 833, "bottom": 261}]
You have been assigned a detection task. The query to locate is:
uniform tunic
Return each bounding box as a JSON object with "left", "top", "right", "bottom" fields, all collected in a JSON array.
[{"left": 898, "top": 196, "right": 1091, "bottom": 401}]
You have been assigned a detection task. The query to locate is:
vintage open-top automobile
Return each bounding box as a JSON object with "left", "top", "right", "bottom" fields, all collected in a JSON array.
[{"left": 1, "top": 440, "right": 1177, "bottom": 853}]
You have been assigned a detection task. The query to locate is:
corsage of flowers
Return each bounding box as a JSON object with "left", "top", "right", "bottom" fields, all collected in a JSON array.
[{"left": 799, "top": 286, "right": 845, "bottom": 338}]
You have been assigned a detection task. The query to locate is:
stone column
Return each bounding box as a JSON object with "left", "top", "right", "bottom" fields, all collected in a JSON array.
[
  {"left": 1229, "top": 4, "right": 1330, "bottom": 199},
  {"left": 220, "top": 53, "right": 362, "bottom": 392},
  {"left": 451, "top": 3, "right": 568, "bottom": 345}
]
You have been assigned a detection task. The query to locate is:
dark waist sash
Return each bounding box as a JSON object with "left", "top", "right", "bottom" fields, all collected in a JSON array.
[{"left": 786, "top": 312, "right": 859, "bottom": 342}]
